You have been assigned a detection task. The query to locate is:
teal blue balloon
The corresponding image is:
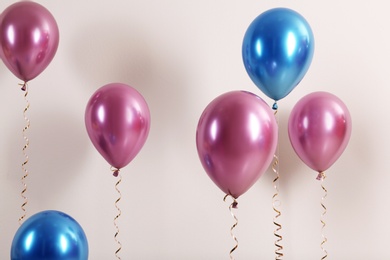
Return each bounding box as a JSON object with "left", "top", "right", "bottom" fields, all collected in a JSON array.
[
  {"left": 242, "top": 8, "right": 314, "bottom": 101},
  {"left": 11, "top": 210, "right": 88, "bottom": 260}
]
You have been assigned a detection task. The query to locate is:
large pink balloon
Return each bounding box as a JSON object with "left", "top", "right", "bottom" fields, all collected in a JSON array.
[
  {"left": 288, "top": 91, "right": 352, "bottom": 173},
  {"left": 85, "top": 83, "right": 151, "bottom": 169},
  {"left": 196, "top": 91, "right": 278, "bottom": 198},
  {"left": 0, "top": 1, "right": 59, "bottom": 82}
]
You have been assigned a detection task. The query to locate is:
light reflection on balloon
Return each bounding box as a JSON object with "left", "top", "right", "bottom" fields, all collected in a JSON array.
[
  {"left": 196, "top": 91, "right": 278, "bottom": 198},
  {"left": 0, "top": 1, "right": 59, "bottom": 82},
  {"left": 288, "top": 92, "right": 352, "bottom": 173},
  {"left": 242, "top": 8, "right": 314, "bottom": 101},
  {"left": 85, "top": 83, "right": 151, "bottom": 170},
  {"left": 10, "top": 210, "right": 89, "bottom": 260}
]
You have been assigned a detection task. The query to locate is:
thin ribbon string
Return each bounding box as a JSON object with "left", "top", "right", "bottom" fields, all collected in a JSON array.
[
  {"left": 272, "top": 102, "right": 283, "bottom": 259},
  {"left": 112, "top": 167, "right": 122, "bottom": 260},
  {"left": 19, "top": 82, "right": 30, "bottom": 225},
  {"left": 317, "top": 171, "right": 328, "bottom": 260},
  {"left": 223, "top": 194, "right": 239, "bottom": 260}
]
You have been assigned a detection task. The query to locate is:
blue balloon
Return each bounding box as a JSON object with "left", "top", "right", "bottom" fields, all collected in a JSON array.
[
  {"left": 242, "top": 8, "right": 314, "bottom": 101},
  {"left": 11, "top": 210, "right": 89, "bottom": 260}
]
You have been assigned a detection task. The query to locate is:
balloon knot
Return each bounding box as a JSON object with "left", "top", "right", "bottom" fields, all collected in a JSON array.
[
  {"left": 272, "top": 102, "right": 278, "bottom": 110},
  {"left": 316, "top": 171, "right": 326, "bottom": 181},
  {"left": 232, "top": 201, "right": 238, "bottom": 209},
  {"left": 20, "top": 82, "right": 27, "bottom": 91},
  {"left": 112, "top": 169, "right": 120, "bottom": 177}
]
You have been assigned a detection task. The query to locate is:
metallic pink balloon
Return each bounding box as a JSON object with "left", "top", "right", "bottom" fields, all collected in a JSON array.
[
  {"left": 196, "top": 91, "right": 278, "bottom": 198},
  {"left": 85, "top": 83, "right": 151, "bottom": 169},
  {"left": 0, "top": 1, "right": 59, "bottom": 82},
  {"left": 288, "top": 91, "right": 352, "bottom": 173}
]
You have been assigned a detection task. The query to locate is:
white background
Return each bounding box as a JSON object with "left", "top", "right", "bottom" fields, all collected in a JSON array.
[{"left": 0, "top": 0, "right": 385, "bottom": 259}]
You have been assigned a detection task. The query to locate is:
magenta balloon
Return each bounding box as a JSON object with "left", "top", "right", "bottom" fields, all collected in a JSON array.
[
  {"left": 0, "top": 1, "right": 59, "bottom": 82},
  {"left": 196, "top": 91, "right": 278, "bottom": 198},
  {"left": 288, "top": 91, "right": 352, "bottom": 173},
  {"left": 85, "top": 83, "right": 151, "bottom": 169}
]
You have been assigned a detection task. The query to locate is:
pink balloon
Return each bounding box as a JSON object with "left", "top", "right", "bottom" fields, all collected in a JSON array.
[
  {"left": 288, "top": 91, "right": 352, "bottom": 173},
  {"left": 85, "top": 83, "right": 151, "bottom": 170},
  {"left": 0, "top": 1, "right": 59, "bottom": 82},
  {"left": 196, "top": 91, "right": 278, "bottom": 198}
]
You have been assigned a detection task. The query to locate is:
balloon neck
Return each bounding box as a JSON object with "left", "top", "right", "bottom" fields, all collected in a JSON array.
[
  {"left": 272, "top": 102, "right": 278, "bottom": 110},
  {"left": 316, "top": 171, "right": 326, "bottom": 181},
  {"left": 111, "top": 167, "right": 120, "bottom": 177},
  {"left": 19, "top": 82, "right": 28, "bottom": 91},
  {"left": 224, "top": 194, "right": 238, "bottom": 208}
]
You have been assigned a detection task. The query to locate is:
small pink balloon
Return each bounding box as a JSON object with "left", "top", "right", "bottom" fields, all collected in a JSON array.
[
  {"left": 85, "top": 83, "right": 151, "bottom": 170},
  {"left": 288, "top": 91, "right": 352, "bottom": 174},
  {"left": 196, "top": 91, "right": 278, "bottom": 198},
  {"left": 0, "top": 1, "right": 59, "bottom": 82}
]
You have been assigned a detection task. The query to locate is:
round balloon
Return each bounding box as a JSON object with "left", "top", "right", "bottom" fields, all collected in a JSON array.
[
  {"left": 196, "top": 91, "right": 278, "bottom": 198},
  {"left": 11, "top": 210, "right": 88, "bottom": 260},
  {"left": 0, "top": 1, "right": 59, "bottom": 82},
  {"left": 288, "top": 91, "right": 352, "bottom": 173},
  {"left": 85, "top": 83, "right": 151, "bottom": 169},
  {"left": 242, "top": 8, "right": 314, "bottom": 101}
]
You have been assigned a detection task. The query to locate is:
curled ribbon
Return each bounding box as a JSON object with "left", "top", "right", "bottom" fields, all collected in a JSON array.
[
  {"left": 19, "top": 82, "right": 30, "bottom": 225},
  {"left": 223, "top": 194, "right": 239, "bottom": 260},
  {"left": 317, "top": 171, "right": 328, "bottom": 259},
  {"left": 112, "top": 167, "right": 122, "bottom": 260},
  {"left": 272, "top": 105, "right": 283, "bottom": 259}
]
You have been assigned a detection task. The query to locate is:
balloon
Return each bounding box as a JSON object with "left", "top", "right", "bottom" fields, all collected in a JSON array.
[
  {"left": 85, "top": 83, "right": 151, "bottom": 170},
  {"left": 11, "top": 210, "right": 88, "bottom": 260},
  {"left": 288, "top": 92, "right": 352, "bottom": 173},
  {"left": 242, "top": 8, "right": 314, "bottom": 101},
  {"left": 196, "top": 91, "right": 278, "bottom": 198},
  {"left": 0, "top": 1, "right": 59, "bottom": 82}
]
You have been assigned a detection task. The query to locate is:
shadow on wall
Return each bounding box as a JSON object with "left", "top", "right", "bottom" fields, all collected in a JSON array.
[
  {"left": 67, "top": 19, "right": 194, "bottom": 195},
  {"left": 68, "top": 20, "right": 154, "bottom": 92},
  {"left": 261, "top": 108, "right": 304, "bottom": 187},
  {"left": 330, "top": 112, "right": 372, "bottom": 216},
  {"left": 5, "top": 109, "right": 89, "bottom": 202},
  {"left": 68, "top": 19, "right": 192, "bottom": 135}
]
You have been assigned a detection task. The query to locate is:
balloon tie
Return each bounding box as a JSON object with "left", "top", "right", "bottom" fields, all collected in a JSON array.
[
  {"left": 20, "top": 81, "right": 28, "bottom": 91},
  {"left": 317, "top": 171, "right": 328, "bottom": 259},
  {"left": 223, "top": 194, "right": 239, "bottom": 260},
  {"left": 112, "top": 167, "right": 122, "bottom": 260},
  {"left": 272, "top": 101, "right": 278, "bottom": 111},
  {"left": 272, "top": 107, "right": 283, "bottom": 259},
  {"left": 19, "top": 82, "right": 30, "bottom": 225}
]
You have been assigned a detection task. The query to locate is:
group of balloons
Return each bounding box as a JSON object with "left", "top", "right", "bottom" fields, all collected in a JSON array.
[
  {"left": 196, "top": 8, "right": 351, "bottom": 199},
  {"left": 0, "top": 1, "right": 151, "bottom": 258},
  {"left": 1, "top": 2, "right": 351, "bottom": 259},
  {"left": 0, "top": 2, "right": 89, "bottom": 259}
]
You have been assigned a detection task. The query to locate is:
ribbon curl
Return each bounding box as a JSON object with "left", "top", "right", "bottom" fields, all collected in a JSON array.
[
  {"left": 223, "top": 194, "right": 239, "bottom": 260},
  {"left": 112, "top": 167, "right": 122, "bottom": 260},
  {"left": 272, "top": 105, "right": 283, "bottom": 259},
  {"left": 19, "top": 82, "right": 30, "bottom": 225},
  {"left": 317, "top": 171, "right": 328, "bottom": 259}
]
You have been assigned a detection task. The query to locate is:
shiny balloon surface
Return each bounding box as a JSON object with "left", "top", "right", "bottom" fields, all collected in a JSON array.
[
  {"left": 0, "top": 1, "right": 59, "bottom": 82},
  {"left": 288, "top": 92, "right": 352, "bottom": 173},
  {"left": 11, "top": 210, "right": 88, "bottom": 260},
  {"left": 85, "top": 83, "right": 151, "bottom": 169},
  {"left": 242, "top": 8, "right": 314, "bottom": 101},
  {"left": 196, "top": 91, "right": 278, "bottom": 198}
]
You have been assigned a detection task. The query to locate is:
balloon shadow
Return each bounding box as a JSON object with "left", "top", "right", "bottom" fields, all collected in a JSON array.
[
  {"left": 5, "top": 109, "right": 89, "bottom": 205},
  {"left": 329, "top": 112, "right": 372, "bottom": 217},
  {"left": 67, "top": 20, "right": 154, "bottom": 92},
  {"left": 67, "top": 19, "right": 193, "bottom": 149},
  {"left": 67, "top": 17, "right": 195, "bottom": 212},
  {"left": 261, "top": 108, "right": 304, "bottom": 187}
]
